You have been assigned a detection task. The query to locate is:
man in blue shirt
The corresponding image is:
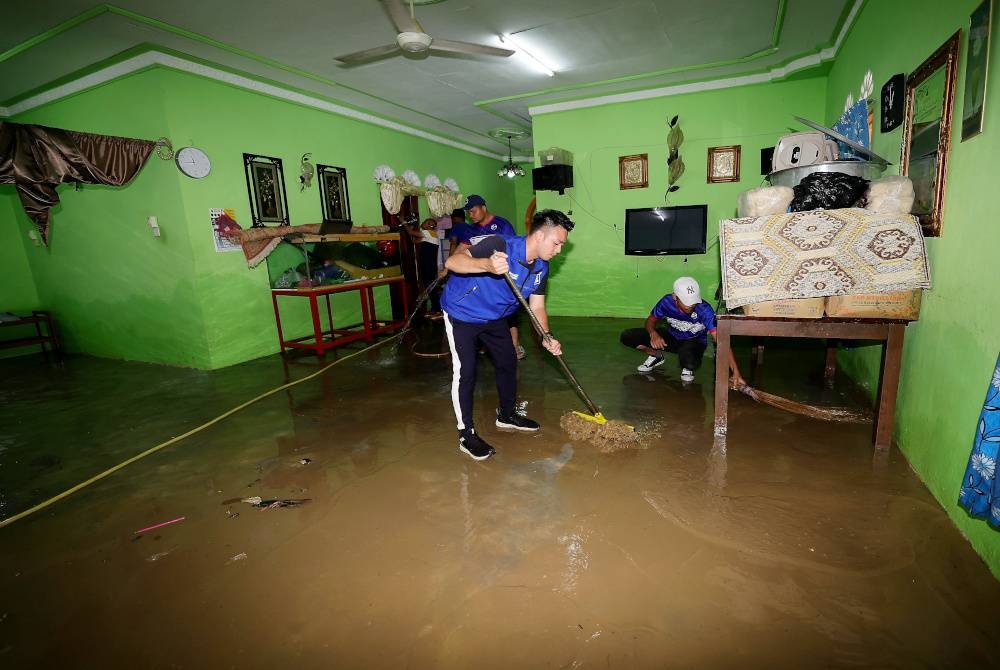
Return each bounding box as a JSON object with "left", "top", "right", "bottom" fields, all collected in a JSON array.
[
  {"left": 441, "top": 209, "right": 574, "bottom": 461},
  {"left": 620, "top": 277, "right": 744, "bottom": 385}
]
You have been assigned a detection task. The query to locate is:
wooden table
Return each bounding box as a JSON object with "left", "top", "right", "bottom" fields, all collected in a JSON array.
[
  {"left": 0, "top": 310, "right": 60, "bottom": 355},
  {"left": 713, "top": 315, "right": 908, "bottom": 450},
  {"left": 271, "top": 276, "right": 410, "bottom": 356}
]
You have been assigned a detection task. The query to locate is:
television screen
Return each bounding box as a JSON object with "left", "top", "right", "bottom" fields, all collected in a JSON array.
[{"left": 624, "top": 205, "right": 707, "bottom": 255}]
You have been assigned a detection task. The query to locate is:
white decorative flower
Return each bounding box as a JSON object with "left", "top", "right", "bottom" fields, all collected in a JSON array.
[
  {"left": 423, "top": 173, "right": 441, "bottom": 189},
  {"left": 844, "top": 93, "right": 854, "bottom": 113},
  {"left": 860, "top": 70, "right": 874, "bottom": 100},
  {"left": 972, "top": 453, "right": 996, "bottom": 479},
  {"left": 992, "top": 501, "right": 1000, "bottom": 520},
  {"left": 991, "top": 366, "right": 1000, "bottom": 390},
  {"left": 401, "top": 170, "right": 421, "bottom": 187},
  {"left": 443, "top": 178, "right": 460, "bottom": 192},
  {"left": 373, "top": 165, "right": 395, "bottom": 182}
]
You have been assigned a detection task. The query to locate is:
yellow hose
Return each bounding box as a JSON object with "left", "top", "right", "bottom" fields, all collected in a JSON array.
[{"left": 0, "top": 336, "right": 399, "bottom": 530}]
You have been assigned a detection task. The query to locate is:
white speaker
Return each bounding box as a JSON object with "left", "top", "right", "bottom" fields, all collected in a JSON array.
[{"left": 772, "top": 132, "right": 839, "bottom": 171}]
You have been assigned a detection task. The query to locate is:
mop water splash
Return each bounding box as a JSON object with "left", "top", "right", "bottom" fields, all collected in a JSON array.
[{"left": 560, "top": 412, "right": 645, "bottom": 452}]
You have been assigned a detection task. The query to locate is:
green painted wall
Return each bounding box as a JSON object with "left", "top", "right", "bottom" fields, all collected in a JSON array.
[
  {"left": 511, "top": 162, "right": 536, "bottom": 234},
  {"left": 7, "top": 70, "right": 209, "bottom": 367},
  {"left": 0, "top": 189, "right": 38, "bottom": 311},
  {"left": 530, "top": 77, "right": 828, "bottom": 318},
  {"left": 6, "top": 66, "right": 515, "bottom": 368},
  {"left": 827, "top": 0, "right": 1000, "bottom": 576},
  {"left": 0, "top": 188, "right": 42, "bottom": 359}
]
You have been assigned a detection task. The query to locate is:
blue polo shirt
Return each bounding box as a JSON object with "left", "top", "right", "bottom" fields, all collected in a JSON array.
[
  {"left": 441, "top": 234, "right": 547, "bottom": 324},
  {"left": 651, "top": 294, "right": 717, "bottom": 343},
  {"left": 454, "top": 215, "right": 516, "bottom": 245}
]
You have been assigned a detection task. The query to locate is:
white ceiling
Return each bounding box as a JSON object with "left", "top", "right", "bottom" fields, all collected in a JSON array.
[{"left": 1, "top": 0, "right": 857, "bottom": 158}]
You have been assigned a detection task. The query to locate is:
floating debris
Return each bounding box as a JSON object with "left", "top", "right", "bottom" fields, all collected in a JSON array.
[{"left": 134, "top": 516, "right": 185, "bottom": 535}]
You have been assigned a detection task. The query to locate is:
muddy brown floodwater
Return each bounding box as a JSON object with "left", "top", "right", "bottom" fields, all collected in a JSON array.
[{"left": 2, "top": 318, "right": 999, "bottom": 669}]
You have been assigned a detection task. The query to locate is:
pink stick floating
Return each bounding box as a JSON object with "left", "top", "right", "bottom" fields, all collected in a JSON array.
[{"left": 134, "top": 516, "right": 185, "bottom": 534}]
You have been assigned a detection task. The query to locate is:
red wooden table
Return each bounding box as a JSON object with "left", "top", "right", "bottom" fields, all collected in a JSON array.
[
  {"left": 271, "top": 276, "right": 410, "bottom": 356},
  {"left": 714, "top": 315, "right": 908, "bottom": 450}
]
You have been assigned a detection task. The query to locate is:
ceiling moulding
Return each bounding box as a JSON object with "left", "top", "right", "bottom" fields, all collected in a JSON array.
[
  {"left": 509, "top": 0, "right": 863, "bottom": 118},
  {"left": 4, "top": 50, "right": 510, "bottom": 161},
  {"left": 1, "top": 4, "right": 515, "bottom": 151},
  {"left": 528, "top": 56, "right": 811, "bottom": 116}
]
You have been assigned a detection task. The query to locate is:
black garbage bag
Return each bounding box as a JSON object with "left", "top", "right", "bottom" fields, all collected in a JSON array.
[{"left": 789, "top": 171, "right": 869, "bottom": 212}]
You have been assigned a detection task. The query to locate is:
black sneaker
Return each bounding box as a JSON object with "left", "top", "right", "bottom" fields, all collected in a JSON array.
[
  {"left": 459, "top": 429, "right": 496, "bottom": 461},
  {"left": 495, "top": 409, "right": 541, "bottom": 432}
]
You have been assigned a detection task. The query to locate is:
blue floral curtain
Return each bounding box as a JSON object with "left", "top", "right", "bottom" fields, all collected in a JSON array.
[
  {"left": 958, "top": 353, "right": 1000, "bottom": 528},
  {"left": 832, "top": 99, "right": 872, "bottom": 160}
]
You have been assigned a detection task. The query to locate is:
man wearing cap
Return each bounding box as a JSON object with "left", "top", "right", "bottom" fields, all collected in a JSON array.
[
  {"left": 619, "top": 276, "right": 744, "bottom": 384},
  {"left": 452, "top": 195, "right": 528, "bottom": 358},
  {"left": 461, "top": 194, "right": 516, "bottom": 238}
]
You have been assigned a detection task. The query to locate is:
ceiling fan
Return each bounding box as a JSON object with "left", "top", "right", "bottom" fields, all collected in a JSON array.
[{"left": 334, "top": 0, "right": 514, "bottom": 65}]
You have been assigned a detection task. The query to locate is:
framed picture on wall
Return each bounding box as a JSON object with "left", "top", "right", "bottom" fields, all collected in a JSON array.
[
  {"left": 961, "top": 0, "right": 993, "bottom": 141},
  {"left": 243, "top": 153, "right": 289, "bottom": 227},
  {"left": 618, "top": 153, "right": 648, "bottom": 189},
  {"left": 317, "top": 164, "right": 352, "bottom": 223},
  {"left": 707, "top": 145, "right": 741, "bottom": 183}
]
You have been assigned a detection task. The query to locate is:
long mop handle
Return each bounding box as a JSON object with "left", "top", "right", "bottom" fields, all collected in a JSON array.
[{"left": 503, "top": 272, "right": 602, "bottom": 417}]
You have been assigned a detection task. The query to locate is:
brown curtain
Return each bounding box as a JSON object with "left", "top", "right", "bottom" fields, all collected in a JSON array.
[{"left": 0, "top": 121, "right": 155, "bottom": 244}]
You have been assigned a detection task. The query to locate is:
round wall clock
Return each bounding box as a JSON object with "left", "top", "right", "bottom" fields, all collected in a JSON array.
[{"left": 175, "top": 146, "right": 211, "bottom": 179}]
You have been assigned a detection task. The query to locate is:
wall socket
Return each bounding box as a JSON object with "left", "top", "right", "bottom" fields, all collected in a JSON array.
[{"left": 148, "top": 216, "right": 161, "bottom": 237}]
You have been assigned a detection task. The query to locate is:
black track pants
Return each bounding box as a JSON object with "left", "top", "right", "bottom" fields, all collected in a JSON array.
[
  {"left": 443, "top": 313, "right": 517, "bottom": 431},
  {"left": 619, "top": 327, "right": 707, "bottom": 370}
]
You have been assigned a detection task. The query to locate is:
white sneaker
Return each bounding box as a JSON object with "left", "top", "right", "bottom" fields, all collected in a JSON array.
[
  {"left": 638, "top": 355, "right": 666, "bottom": 373},
  {"left": 680, "top": 368, "right": 695, "bottom": 382}
]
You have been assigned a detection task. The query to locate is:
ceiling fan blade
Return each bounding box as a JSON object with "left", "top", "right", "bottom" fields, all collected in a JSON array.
[
  {"left": 382, "top": 0, "right": 418, "bottom": 34},
  {"left": 430, "top": 39, "right": 515, "bottom": 58},
  {"left": 334, "top": 43, "right": 401, "bottom": 65}
]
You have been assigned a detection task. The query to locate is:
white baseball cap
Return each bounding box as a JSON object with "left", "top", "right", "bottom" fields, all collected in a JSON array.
[{"left": 673, "top": 277, "right": 702, "bottom": 307}]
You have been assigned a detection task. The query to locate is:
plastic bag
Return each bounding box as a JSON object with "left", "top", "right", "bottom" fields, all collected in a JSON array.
[
  {"left": 272, "top": 268, "right": 303, "bottom": 289},
  {"left": 789, "top": 172, "right": 869, "bottom": 212},
  {"left": 312, "top": 263, "right": 350, "bottom": 284},
  {"left": 738, "top": 186, "right": 794, "bottom": 217},
  {"left": 864, "top": 176, "right": 914, "bottom": 214}
]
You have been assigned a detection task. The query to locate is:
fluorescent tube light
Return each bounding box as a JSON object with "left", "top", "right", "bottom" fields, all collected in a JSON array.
[{"left": 502, "top": 34, "right": 556, "bottom": 77}]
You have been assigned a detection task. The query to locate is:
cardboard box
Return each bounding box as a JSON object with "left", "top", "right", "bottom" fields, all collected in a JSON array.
[
  {"left": 825, "top": 291, "right": 922, "bottom": 320},
  {"left": 742, "top": 297, "right": 825, "bottom": 318}
]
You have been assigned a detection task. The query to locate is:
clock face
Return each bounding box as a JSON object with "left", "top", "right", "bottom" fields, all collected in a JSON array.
[{"left": 175, "top": 146, "right": 211, "bottom": 179}]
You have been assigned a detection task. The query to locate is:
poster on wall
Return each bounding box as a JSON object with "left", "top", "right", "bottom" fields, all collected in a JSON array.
[
  {"left": 210, "top": 208, "right": 242, "bottom": 253},
  {"left": 961, "top": 0, "right": 993, "bottom": 140}
]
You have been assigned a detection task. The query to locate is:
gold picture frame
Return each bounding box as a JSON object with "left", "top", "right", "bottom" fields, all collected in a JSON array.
[
  {"left": 618, "top": 153, "right": 648, "bottom": 189},
  {"left": 707, "top": 145, "right": 741, "bottom": 183},
  {"left": 901, "top": 31, "right": 961, "bottom": 237}
]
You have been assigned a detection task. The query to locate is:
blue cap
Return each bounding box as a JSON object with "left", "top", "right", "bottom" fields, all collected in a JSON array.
[{"left": 463, "top": 194, "right": 486, "bottom": 210}]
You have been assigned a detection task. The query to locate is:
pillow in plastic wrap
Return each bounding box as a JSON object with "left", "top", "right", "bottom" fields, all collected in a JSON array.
[
  {"left": 738, "top": 186, "right": 794, "bottom": 217},
  {"left": 864, "top": 176, "right": 914, "bottom": 214}
]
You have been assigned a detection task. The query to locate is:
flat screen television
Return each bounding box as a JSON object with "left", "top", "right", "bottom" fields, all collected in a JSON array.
[{"left": 624, "top": 205, "right": 707, "bottom": 255}]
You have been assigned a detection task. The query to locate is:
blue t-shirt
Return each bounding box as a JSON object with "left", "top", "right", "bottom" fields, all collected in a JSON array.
[
  {"left": 454, "top": 215, "right": 516, "bottom": 245},
  {"left": 651, "top": 294, "right": 717, "bottom": 343},
  {"left": 441, "top": 234, "right": 547, "bottom": 324}
]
